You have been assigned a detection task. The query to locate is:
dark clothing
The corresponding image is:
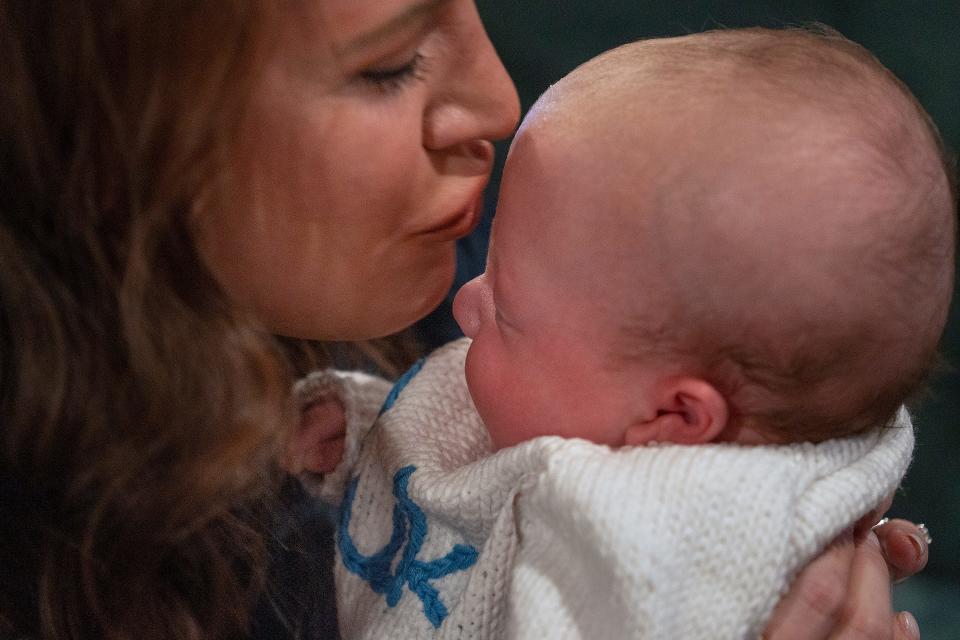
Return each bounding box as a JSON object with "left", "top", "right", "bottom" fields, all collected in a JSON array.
[{"left": 252, "top": 478, "right": 340, "bottom": 640}]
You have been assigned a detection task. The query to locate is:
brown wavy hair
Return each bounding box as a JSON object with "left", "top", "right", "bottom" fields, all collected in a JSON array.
[{"left": 0, "top": 2, "right": 305, "bottom": 637}]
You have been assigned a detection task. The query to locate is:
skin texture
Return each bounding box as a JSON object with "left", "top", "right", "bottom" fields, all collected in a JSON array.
[
  {"left": 194, "top": 0, "right": 520, "bottom": 340},
  {"left": 452, "top": 126, "right": 667, "bottom": 450},
  {"left": 450, "top": 32, "right": 938, "bottom": 637},
  {"left": 453, "top": 122, "right": 733, "bottom": 450},
  {"left": 211, "top": 10, "right": 930, "bottom": 637},
  {"left": 456, "top": 33, "right": 954, "bottom": 452}
]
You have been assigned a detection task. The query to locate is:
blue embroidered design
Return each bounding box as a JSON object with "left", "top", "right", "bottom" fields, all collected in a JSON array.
[
  {"left": 378, "top": 358, "right": 426, "bottom": 417},
  {"left": 339, "top": 466, "right": 479, "bottom": 629}
]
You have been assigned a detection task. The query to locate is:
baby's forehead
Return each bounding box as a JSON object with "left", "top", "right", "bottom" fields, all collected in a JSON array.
[
  {"left": 512, "top": 30, "right": 945, "bottom": 288},
  {"left": 521, "top": 31, "right": 933, "bottom": 205}
]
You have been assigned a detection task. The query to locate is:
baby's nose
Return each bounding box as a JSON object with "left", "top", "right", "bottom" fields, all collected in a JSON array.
[{"left": 453, "top": 277, "right": 482, "bottom": 338}]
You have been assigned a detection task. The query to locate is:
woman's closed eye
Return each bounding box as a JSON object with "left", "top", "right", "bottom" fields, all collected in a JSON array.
[{"left": 359, "top": 52, "right": 427, "bottom": 93}]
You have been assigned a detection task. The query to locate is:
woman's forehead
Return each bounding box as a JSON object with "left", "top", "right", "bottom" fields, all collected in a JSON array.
[{"left": 308, "top": 0, "right": 452, "bottom": 49}]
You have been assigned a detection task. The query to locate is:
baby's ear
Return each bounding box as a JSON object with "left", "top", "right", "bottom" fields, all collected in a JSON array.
[{"left": 623, "top": 378, "right": 728, "bottom": 446}]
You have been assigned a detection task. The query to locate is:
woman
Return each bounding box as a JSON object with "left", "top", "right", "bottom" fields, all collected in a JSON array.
[{"left": 0, "top": 0, "right": 929, "bottom": 638}]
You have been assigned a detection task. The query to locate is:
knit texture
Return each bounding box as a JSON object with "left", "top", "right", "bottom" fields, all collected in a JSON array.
[{"left": 313, "top": 338, "right": 915, "bottom": 639}]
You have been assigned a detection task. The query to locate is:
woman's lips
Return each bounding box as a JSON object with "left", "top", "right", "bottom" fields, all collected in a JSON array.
[
  {"left": 421, "top": 182, "right": 488, "bottom": 239},
  {"left": 420, "top": 141, "right": 495, "bottom": 238}
]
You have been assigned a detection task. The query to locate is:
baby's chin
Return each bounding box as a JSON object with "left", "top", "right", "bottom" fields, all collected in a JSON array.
[
  {"left": 469, "top": 402, "right": 505, "bottom": 451},
  {"left": 468, "top": 395, "right": 513, "bottom": 452}
]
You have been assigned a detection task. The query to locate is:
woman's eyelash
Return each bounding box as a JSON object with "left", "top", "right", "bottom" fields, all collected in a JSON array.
[{"left": 359, "top": 53, "right": 426, "bottom": 93}]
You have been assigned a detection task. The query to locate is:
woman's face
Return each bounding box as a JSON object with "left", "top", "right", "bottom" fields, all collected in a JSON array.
[{"left": 195, "top": 0, "right": 519, "bottom": 339}]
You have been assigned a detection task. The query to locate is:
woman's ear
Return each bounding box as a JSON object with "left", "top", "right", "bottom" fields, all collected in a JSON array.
[{"left": 623, "top": 378, "right": 729, "bottom": 446}]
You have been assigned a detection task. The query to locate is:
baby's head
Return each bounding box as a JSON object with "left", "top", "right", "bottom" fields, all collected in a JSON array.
[{"left": 453, "top": 27, "right": 956, "bottom": 451}]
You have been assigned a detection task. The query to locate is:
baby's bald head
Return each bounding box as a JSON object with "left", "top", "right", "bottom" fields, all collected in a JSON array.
[{"left": 520, "top": 27, "right": 956, "bottom": 441}]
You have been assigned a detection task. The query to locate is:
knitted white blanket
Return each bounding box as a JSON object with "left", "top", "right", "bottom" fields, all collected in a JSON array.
[{"left": 301, "top": 338, "right": 914, "bottom": 640}]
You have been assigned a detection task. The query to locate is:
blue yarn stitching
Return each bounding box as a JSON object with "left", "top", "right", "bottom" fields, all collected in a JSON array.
[
  {"left": 387, "top": 466, "right": 422, "bottom": 606},
  {"left": 338, "top": 465, "right": 479, "bottom": 629},
  {"left": 338, "top": 476, "right": 407, "bottom": 594},
  {"left": 378, "top": 358, "right": 426, "bottom": 417}
]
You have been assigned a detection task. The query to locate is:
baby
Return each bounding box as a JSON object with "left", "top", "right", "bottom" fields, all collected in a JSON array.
[
  {"left": 453, "top": 27, "right": 954, "bottom": 453},
  {"left": 299, "top": 27, "right": 956, "bottom": 639}
]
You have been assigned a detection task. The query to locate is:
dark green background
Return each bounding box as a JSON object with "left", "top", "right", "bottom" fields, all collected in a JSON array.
[{"left": 475, "top": 1, "right": 960, "bottom": 635}]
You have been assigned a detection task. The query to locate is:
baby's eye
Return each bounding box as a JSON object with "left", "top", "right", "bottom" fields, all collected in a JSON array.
[
  {"left": 358, "top": 53, "right": 426, "bottom": 94},
  {"left": 494, "top": 308, "right": 514, "bottom": 332}
]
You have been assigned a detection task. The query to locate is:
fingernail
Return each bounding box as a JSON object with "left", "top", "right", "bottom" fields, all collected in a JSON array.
[
  {"left": 897, "top": 611, "right": 919, "bottom": 638},
  {"left": 916, "top": 523, "right": 932, "bottom": 545},
  {"left": 865, "top": 530, "right": 881, "bottom": 548},
  {"left": 906, "top": 533, "right": 928, "bottom": 560}
]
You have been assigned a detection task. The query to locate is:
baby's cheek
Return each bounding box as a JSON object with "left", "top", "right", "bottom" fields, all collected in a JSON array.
[
  {"left": 475, "top": 386, "right": 531, "bottom": 451},
  {"left": 464, "top": 348, "right": 509, "bottom": 449},
  {"left": 463, "top": 346, "right": 489, "bottom": 417}
]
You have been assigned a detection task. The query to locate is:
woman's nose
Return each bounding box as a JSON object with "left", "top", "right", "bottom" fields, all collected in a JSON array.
[
  {"left": 422, "top": 6, "right": 520, "bottom": 152},
  {"left": 453, "top": 276, "right": 483, "bottom": 338}
]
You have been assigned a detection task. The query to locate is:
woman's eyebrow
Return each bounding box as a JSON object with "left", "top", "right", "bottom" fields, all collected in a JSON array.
[{"left": 337, "top": 0, "right": 452, "bottom": 55}]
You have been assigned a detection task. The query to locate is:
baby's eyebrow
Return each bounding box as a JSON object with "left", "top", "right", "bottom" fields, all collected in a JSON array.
[{"left": 336, "top": 0, "right": 452, "bottom": 55}]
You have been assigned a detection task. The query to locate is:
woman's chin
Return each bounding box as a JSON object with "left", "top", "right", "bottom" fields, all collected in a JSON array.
[
  {"left": 323, "top": 275, "right": 456, "bottom": 341},
  {"left": 262, "top": 251, "right": 458, "bottom": 341},
  {"left": 379, "top": 283, "right": 455, "bottom": 338}
]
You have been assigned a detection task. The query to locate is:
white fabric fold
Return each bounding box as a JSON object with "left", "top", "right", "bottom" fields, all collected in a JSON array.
[{"left": 324, "top": 338, "right": 914, "bottom": 639}]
